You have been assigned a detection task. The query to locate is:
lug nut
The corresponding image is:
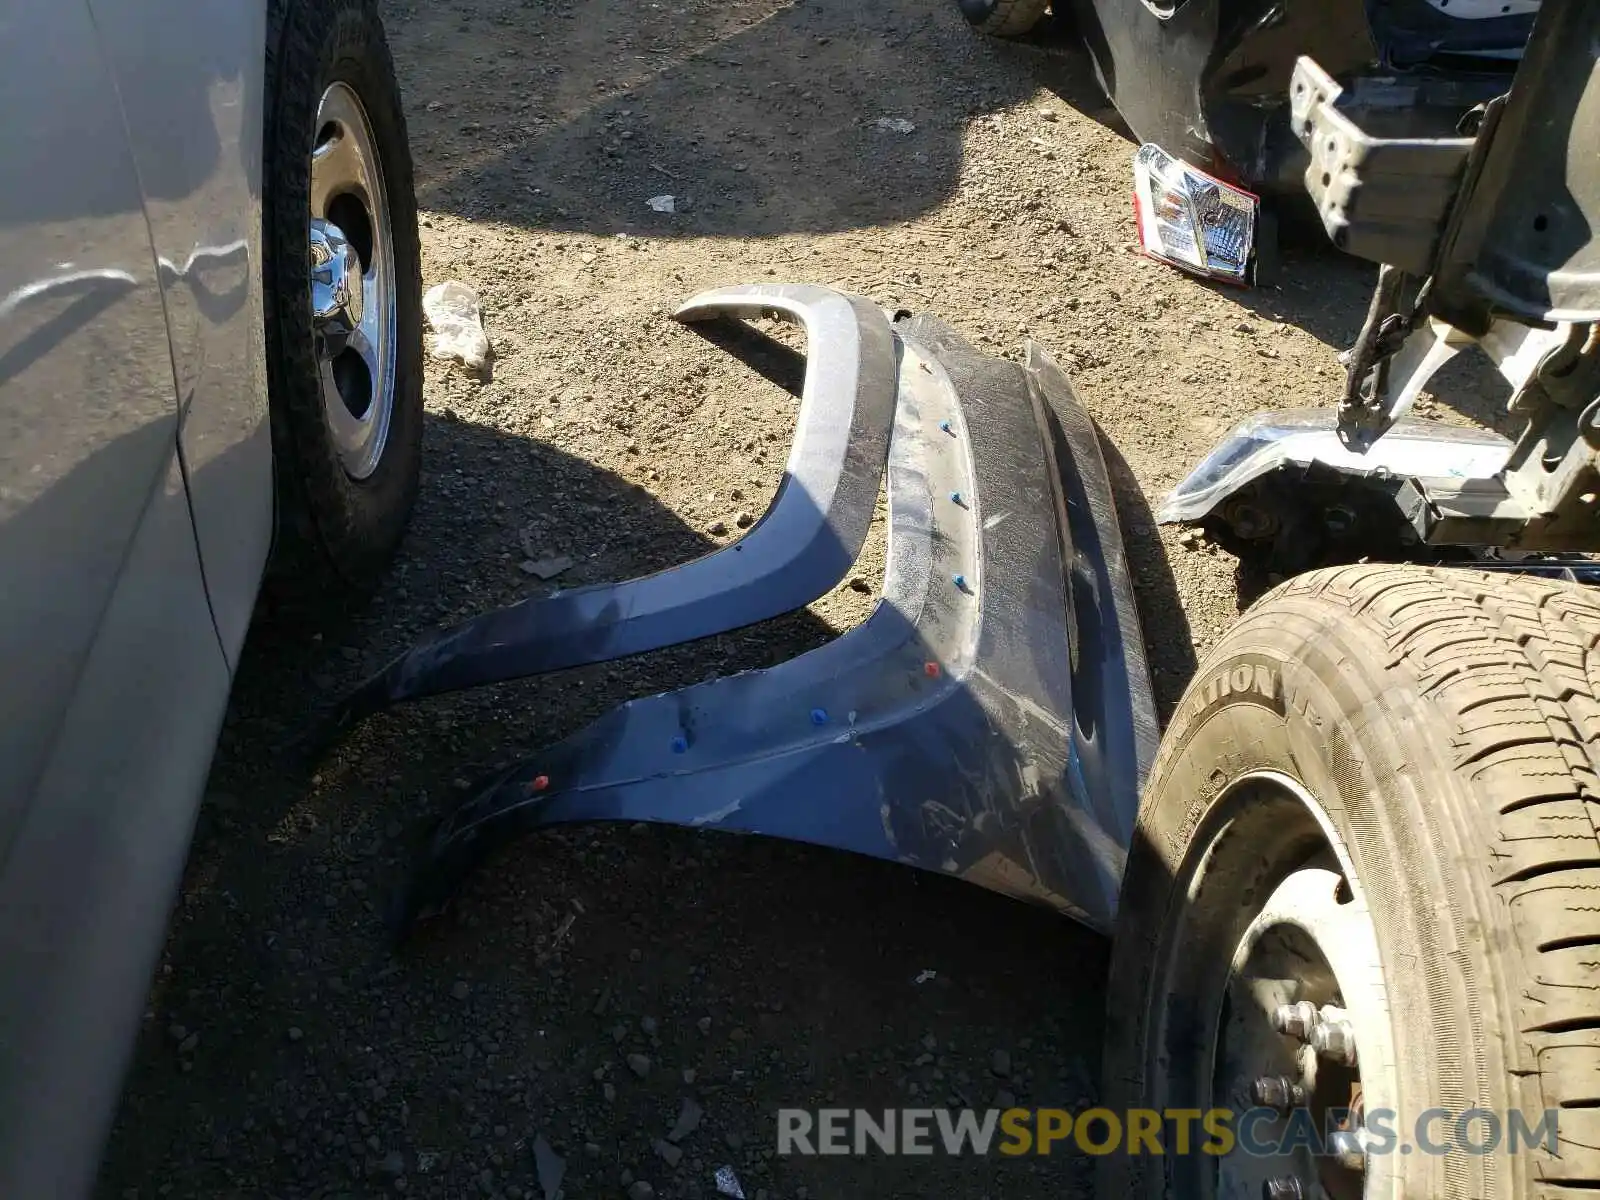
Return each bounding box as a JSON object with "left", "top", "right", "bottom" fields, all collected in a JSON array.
[
  {"left": 1262, "top": 1178, "right": 1305, "bottom": 1200},
  {"left": 1250, "top": 1075, "right": 1308, "bottom": 1113},
  {"left": 1273, "top": 1001, "right": 1320, "bottom": 1042},
  {"left": 1326, "top": 1128, "right": 1367, "bottom": 1171},
  {"left": 1311, "top": 1018, "right": 1358, "bottom": 1066}
]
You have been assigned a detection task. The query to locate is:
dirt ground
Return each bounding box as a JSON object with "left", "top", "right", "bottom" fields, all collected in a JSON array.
[{"left": 98, "top": 2, "right": 1510, "bottom": 1198}]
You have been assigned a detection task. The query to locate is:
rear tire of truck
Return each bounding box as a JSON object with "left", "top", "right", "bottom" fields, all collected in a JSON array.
[
  {"left": 955, "top": 0, "right": 1051, "bottom": 38},
  {"left": 1102, "top": 564, "right": 1600, "bottom": 1197}
]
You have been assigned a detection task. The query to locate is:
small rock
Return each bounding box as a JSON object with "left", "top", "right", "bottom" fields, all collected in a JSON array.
[
  {"left": 179, "top": 1033, "right": 200, "bottom": 1054},
  {"left": 627, "top": 1053, "right": 652, "bottom": 1078},
  {"left": 647, "top": 195, "right": 676, "bottom": 214},
  {"left": 653, "top": 1140, "right": 683, "bottom": 1167},
  {"left": 681, "top": 1068, "right": 697, "bottom": 1085},
  {"left": 668, "top": 1097, "right": 703, "bottom": 1143},
  {"left": 641, "top": 1016, "right": 659, "bottom": 1036},
  {"left": 167, "top": 1023, "right": 188, "bottom": 1043},
  {"left": 451, "top": 980, "right": 471, "bottom": 1001},
  {"left": 847, "top": 576, "right": 871, "bottom": 594},
  {"left": 991, "top": 1049, "right": 1012, "bottom": 1077},
  {"left": 696, "top": 1017, "right": 712, "bottom": 1035},
  {"left": 707, "top": 519, "right": 729, "bottom": 536},
  {"left": 379, "top": 1151, "right": 406, "bottom": 1177},
  {"left": 920, "top": 1034, "right": 937, "bottom": 1052},
  {"left": 627, "top": 1182, "right": 656, "bottom": 1200},
  {"left": 287, "top": 1027, "right": 304, "bottom": 1042},
  {"left": 1037, "top": 107, "right": 1059, "bottom": 122},
  {"left": 734, "top": 511, "right": 754, "bottom": 529},
  {"left": 995, "top": 1089, "right": 1017, "bottom": 1109},
  {"left": 521, "top": 555, "right": 574, "bottom": 580},
  {"left": 874, "top": 117, "right": 916, "bottom": 134},
  {"left": 724, "top": 1132, "right": 743, "bottom": 1150},
  {"left": 1177, "top": 529, "right": 1201, "bottom": 549}
]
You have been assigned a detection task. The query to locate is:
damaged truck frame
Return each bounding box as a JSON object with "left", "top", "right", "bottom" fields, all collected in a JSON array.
[{"left": 320, "top": 2, "right": 1600, "bottom": 1197}]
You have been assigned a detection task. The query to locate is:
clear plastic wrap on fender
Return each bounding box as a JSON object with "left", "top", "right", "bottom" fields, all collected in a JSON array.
[{"left": 1157, "top": 409, "right": 1513, "bottom": 523}]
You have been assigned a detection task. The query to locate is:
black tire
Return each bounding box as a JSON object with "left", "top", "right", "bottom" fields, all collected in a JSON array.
[
  {"left": 1103, "top": 565, "right": 1600, "bottom": 1196},
  {"left": 263, "top": 0, "right": 423, "bottom": 599},
  {"left": 955, "top": 0, "right": 1051, "bottom": 38}
]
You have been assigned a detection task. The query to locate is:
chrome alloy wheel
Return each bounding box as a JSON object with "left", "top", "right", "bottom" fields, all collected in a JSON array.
[{"left": 308, "top": 81, "right": 396, "bottom": 481}]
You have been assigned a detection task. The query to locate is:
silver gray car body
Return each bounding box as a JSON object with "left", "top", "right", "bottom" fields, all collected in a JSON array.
[{"left": 0, "top": 0, "right": 272, "bottom": 1192}]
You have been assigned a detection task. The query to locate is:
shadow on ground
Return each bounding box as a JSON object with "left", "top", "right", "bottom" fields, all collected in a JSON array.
[
  {"left": 99, "top": 401, "right": 1114, "bottom": 1198},
  {"left": 388, "top": 0, "right": 1110, "bottom": 240}
]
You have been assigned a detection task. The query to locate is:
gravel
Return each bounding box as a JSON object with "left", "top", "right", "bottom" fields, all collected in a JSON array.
[
  {"left": 668, "top": 1097, "right": 703, "bottom": 1144},
  {"left": 96, "top": 1, "right": 1510, "bottom": 1198}
]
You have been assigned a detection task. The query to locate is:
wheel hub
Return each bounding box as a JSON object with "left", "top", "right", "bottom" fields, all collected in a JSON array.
[
  {"left": 309, "top": 218, "right": 364, "bottom": 356},
  {"left": 307, "top": 80, "right": 395, "bottom": 482},
  {"left": 1218, "top": 857, "right": 1391, "bottom": 1200},
  {"left": 1144, "top": 774, "right": 1398, "bottom": 1200}
]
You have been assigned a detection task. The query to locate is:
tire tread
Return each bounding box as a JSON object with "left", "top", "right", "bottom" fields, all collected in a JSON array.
[
  {"left": 968, "top": 0, "right": 1051, "bottom": 37},
  {"left": 1274, "top": 565, "right": 1600, "bottom": 1182}
]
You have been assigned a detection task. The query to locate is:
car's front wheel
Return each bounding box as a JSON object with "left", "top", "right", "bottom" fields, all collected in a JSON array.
[{"left": 264, "top": 0, "right": 423, "bottom": 599}]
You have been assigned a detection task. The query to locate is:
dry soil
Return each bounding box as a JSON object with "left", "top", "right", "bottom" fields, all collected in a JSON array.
[{"left": 97, "top": 2, "right": 1509, "bottom": 1198}]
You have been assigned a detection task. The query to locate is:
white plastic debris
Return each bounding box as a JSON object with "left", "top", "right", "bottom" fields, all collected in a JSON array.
[
  {"left": 713, "top": 1165, "right": 746, "bottom": 1198},
  {"left": 422, "top": 280, "right": 491, "bottom": 370},
  {"left": 874, "top": 117, "right": 916, "bottom": 134},
  {"left": 1131, "top": 143, "right": 1258, "bottom": 285},
  {"left": 914, "top": 968, "right": 938, "bottom": 985},
  {"left": 647, "top": 194, "right": 677, "bottom": 213},
  {"left": 532, "top": 1134, "right": 565, "bottom": 1200}
]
